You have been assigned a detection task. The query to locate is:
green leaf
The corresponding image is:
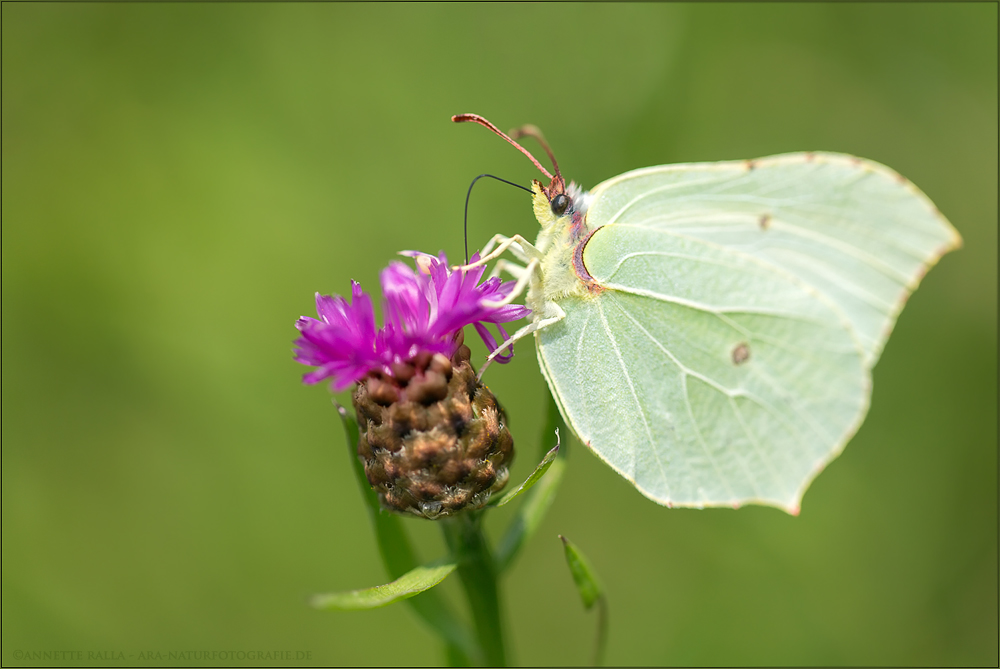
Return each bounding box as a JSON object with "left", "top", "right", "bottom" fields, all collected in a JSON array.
[
  {"left": 494, "top": 393, "right": 567, "bottom": 573},
  {"left": 334, "top": 403, "right": 477, "bottom": 664},
  {"left": 492, "top": 437, "right": 560, "bottom": 507},
  {"left": 559, "top": 535, "right": 602, "bottom": 609},
  {"left": 540, "top": 384, "right": 571, "bottom": 459},
  {"left": 494, "top": 457, "right": 564, "bottom": 573},
  {"left": 311, "top": 559, "right": 457, "bottom": 611},
  {"left": 559, "top": 535, "right": 608, "bottom": 665}
]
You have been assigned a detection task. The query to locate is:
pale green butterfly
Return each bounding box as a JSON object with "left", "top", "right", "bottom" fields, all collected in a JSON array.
[{"left": 454, "top": 114, "right": 961, "bottom": 514}]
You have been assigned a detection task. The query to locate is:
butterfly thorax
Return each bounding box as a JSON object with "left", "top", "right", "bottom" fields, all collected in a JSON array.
[{"left": 527, "top": 181, "right": 596, "bottom": 315}]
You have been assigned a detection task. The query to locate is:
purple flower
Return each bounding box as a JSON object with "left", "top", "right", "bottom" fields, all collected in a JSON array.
[{"left": 294, "top": 251, "right": 531, "bottom": 390}]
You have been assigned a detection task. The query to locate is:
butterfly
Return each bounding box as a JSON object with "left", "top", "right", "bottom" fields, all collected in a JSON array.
[{"left": 454, "top": 113, "right": 961, "bottom": 514}]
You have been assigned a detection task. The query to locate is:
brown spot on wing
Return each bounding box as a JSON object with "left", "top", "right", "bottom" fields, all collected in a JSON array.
[
  {"left": 759, "top": 214, "right": 771, "bottom": 230},
  {"left": 731, "top": 342, "right": 750, "bottom": 365}
]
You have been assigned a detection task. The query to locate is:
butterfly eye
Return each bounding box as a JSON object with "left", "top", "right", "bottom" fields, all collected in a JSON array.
[{"left": 550, "top": 193, "right": 570, "bottom": 216}]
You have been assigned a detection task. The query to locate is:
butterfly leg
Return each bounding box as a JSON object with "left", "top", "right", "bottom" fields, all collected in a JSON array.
[
  {"left": 477, "top": 301, "right": 566, "bottom": 379},
  {"left": 462, "top": 234, "right": 541, "bottom": 269},
  {"left": 482, "top": 258, "right": 539, "bottom": 309},
  {"left": 479, "top": 234, "right": 536, "bottom": 263},
  {"left": 488, "top": 258, "right": 528, "bottom": 281},
  {"left": 479, "top": 233, "right": 516, "bottom": 257}
]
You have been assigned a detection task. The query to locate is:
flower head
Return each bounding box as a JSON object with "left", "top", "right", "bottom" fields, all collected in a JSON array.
[{"left": 293, "top": 251, "right": 530, "bottom": 390}]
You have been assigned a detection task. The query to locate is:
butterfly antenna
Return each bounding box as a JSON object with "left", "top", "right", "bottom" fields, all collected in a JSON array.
[
  {"left": 452, "top": 114, "right": 554, "bottom": 181},
  {"left": 509, "top": 124, "right": 561, "bottom": 181},
  {"left": 463, "top": 174, "right": 533, "bottom": 264}
]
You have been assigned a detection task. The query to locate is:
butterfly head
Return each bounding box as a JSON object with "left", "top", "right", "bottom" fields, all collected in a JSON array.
[{"left": 531, "top": 176, "right": 591, "bottom": 236}]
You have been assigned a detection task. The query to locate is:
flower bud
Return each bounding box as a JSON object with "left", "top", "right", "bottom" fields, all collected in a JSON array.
[{"left": 353, "top": 335, "right": 514, "bottom": 519}]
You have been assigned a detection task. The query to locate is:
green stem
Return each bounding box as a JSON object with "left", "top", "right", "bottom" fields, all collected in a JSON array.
[{"left": 442, "top": 512, "right": 508, "bottom": 667}]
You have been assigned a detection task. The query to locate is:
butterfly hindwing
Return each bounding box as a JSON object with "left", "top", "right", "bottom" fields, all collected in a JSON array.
[{"left": 537, "top": 226, "right": 869, "bottom": 511}]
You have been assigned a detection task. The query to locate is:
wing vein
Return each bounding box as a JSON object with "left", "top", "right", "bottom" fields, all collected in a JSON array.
[
  {"left": 594, "top": 299, "right": 669, "bottom": 492},
  {"left": 600, "top": 282, "right": 832, "bottom": 327},
  {"left": 605, "top": 294, "right": 740, "bottom": 500}
]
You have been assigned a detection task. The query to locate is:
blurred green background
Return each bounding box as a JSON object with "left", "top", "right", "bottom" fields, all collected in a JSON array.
[{"left": 3, "top": 3, "right": 996, "bottom": 667}]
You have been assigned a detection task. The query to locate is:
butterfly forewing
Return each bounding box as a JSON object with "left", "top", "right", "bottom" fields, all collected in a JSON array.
[{"left": 584, "top": 153, "right": 961, "bottom": 367}]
